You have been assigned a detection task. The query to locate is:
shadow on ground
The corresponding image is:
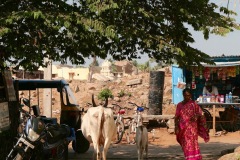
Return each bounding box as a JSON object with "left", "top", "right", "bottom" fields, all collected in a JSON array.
[{"left": 68, "top": 141, "right": 236, "bottom": 160}]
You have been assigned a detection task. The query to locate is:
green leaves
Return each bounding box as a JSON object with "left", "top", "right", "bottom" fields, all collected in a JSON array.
[
  {"left": 33, "top": 11, "right": 43, "bottom": 19},
  {"left": 0, "top": 0, "right": 239, "bottom": 71},
  {"left": 64, "top": 21, "right": 71, "bottom": 28},
  {"left": 98, "top": 88, "right": 113, "bottom": 100},
  {"left": 5, "top": 18, "right": 13, "bottom": 24},
  {"left": 0, "top": 28, "right": 11, "bottom": 36}
]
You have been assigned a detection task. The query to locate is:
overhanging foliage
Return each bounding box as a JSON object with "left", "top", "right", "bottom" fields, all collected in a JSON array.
[{"left": 0, "top": 0, "right": 239, "bottom": 70}]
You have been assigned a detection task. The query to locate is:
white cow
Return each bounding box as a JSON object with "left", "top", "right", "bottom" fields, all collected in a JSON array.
[
  {"left": 135, "top": 126, "right": 148, "bottom": 160},
  {"left": 81, "top": 96, "right": 116, "bottom": 160}
]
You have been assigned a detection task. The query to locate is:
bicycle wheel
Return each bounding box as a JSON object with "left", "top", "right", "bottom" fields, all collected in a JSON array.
[
  {"left": 128, "top": 121, "right": 137, "bottom": 144},
  {"left": 114, "top": 120, "right": 124, "bottom": 144}
]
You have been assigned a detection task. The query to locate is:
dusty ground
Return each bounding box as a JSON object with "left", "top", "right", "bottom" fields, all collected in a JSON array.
[{"left": 68, "top": 127, "right": 240, "bottom": 159}]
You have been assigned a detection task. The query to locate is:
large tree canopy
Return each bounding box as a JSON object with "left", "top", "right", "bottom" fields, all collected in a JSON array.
[{"left": 0, "top": 0, "right": 239, "bottom": 70}]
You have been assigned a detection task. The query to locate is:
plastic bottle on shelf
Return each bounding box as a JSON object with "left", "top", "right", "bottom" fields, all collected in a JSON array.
[
  {"left": 198, "top": 95, "right": 203, "bottom": 103},
  {"left": 211, "top": 94, "right": 215, "bottom": 102},
  {"left": 225, "top": 94, "right": 229, "bottom": 103},
  {"left": 216, "top": 94, "right": 220, "bottom": 103},
  {"left": 203, "top": 94, "right": 207, "bottom": 103},
  {"left": 229, "top": 92, "right": 232, "bottom": 103},
  {"left": 220, "top": 95, "right": 224, "bottom": 103},
  {"left": 206, "top": 94, "right": 211, "bottom": 103}
]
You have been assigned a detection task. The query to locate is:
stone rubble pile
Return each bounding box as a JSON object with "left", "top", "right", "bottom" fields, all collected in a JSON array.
[{"left": 68, "top": 71, "right": 175, "bottom": 116}]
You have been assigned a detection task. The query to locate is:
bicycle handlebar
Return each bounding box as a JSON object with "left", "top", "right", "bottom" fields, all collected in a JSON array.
[
  {"left": 128, "top": 102, "right": 149, "bottom": 112},
  {"left": 128, "top": 102, "right": 136, "bottom": 106},
  {"left": 128, "top": 102, "right": 146, "bottom": 108},
  {"left": 112, "top": 103, "right": 121, "bottom": 108},
  {"left": 87, "top": 102, "right": 92, "bottom": 106},
  {"left": 112, "top": 104, "right": 130, "bottom": 110}
]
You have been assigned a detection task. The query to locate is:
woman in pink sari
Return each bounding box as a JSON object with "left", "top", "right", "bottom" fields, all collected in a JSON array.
[{"left": 175, "top": 88, "right": 209, "bottom": 160}]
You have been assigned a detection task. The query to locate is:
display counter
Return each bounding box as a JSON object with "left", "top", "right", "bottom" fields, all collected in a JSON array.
[{"left": 198, "top": 102, "right": 240, "bottom": 136}]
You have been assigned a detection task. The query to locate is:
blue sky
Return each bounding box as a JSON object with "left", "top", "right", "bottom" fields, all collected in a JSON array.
[
  {"left": 191, "top": 0, "right": 240, "bottom": 56},
  {"left": 191, "top": 29, "right": 240, "bottom": 57}
]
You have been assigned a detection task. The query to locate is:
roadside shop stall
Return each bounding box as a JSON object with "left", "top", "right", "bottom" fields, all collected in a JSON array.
[
  {"left": 187, "top": 62, "right": 240, "bottom": 102},
  {"left": 172, "top": 55, "right": 240, "bottom": 135}
]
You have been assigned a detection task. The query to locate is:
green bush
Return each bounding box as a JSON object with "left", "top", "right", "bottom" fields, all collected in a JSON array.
[
  {"left": 118, "top": 90, "right": 125, "bottom": 97},
  {"left": 127, "top": 92, "right": 132, "bottom": 97},
  {"left": 98, "top": 88, "right": 113, "bottom": 100}
]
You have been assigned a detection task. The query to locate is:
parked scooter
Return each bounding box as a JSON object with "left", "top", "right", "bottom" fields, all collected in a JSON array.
[{"left": 6, "top": 98, "right": 75, "bottom": 160}]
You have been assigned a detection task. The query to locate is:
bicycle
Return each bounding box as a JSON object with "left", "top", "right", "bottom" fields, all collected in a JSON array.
[
  {"left": 112, "top": 103, "right": 131, "bottom": 144},
  {"left": 127, "top": 102, "right": 148, "bottom": 144}
]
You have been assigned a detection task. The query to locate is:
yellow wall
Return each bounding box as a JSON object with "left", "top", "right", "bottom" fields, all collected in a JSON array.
[
  {"left": 52, "top": 65, "right": 58, "bottom": 75},
  {"left": 52, "top": 65, "right": 89, "bottom": 80},
  {"left": 72, "top": 68, "right": 89, "bottom": 80}
]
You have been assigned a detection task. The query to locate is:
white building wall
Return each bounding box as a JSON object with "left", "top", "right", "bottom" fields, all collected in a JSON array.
[{"left": 100, "top": 60, "right": 112, "bottom": 77}]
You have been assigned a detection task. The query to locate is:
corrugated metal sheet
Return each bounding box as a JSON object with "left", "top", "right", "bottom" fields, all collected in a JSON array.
[
  {"left": 201, "top": 61, "right": 240, "bottom": 67},
  {"left": 209, "top": 55, "right": 240, "bottom": 62}
]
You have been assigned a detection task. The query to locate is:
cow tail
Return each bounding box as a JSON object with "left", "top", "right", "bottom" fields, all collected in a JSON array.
[{"left": 97, "top": 106, "right": 104, "bottom": 146}]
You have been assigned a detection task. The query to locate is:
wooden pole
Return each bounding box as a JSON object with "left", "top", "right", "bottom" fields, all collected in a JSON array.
[
  {"left": 43, "top": 58, "right": 52, "bottom": 117},
  {"left": 213, "top": 105, "right": 216, "bottom": 136}
]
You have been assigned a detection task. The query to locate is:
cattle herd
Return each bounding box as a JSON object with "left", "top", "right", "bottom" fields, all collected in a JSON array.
[{"left": 81, "top": 95, "right": 148, "bottom": 160}]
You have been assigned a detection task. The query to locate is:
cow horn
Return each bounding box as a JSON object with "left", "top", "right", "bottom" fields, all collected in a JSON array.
[
  {"left": 103, "top": 97, "right": 108, "bottom": 107},
  {"left": 92, "top": 94, "right": 97, "bottom": 107}
]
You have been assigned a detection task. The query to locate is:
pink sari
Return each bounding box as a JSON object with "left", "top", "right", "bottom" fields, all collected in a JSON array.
[{"left": 175, "top": 100, "right": 209, "bottom": 160}]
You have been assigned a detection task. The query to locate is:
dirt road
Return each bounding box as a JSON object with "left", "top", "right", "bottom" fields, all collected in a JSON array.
[{"left": 68, "top": 128, "right": 240, "bottom": 160}]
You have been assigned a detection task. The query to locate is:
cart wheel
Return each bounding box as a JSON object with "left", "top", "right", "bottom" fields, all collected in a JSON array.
[
  {"left": 220, "top": 108, "right": 239, "bottom": 132},
  {"left": 202, "top": 108, "right": 212, "bottom": 130},
  {"left": 203, "top": 109, "right": 212, "bottom": 119},
  {"left": 72, "top": 130, "right": 90, "bottom": 153}
]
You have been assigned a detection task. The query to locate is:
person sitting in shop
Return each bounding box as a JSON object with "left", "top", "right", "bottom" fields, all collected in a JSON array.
[
  {"left": 202, "top": 81, "right": 219, "bottom": 95},
  {"left": 233, "top": 85, "right": 240, "bottom": 97},
  {"left": 233, "top": 75, "right": 240, "bottom": 98}
]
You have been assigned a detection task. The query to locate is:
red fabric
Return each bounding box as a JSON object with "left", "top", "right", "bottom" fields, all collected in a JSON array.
[{"left": 175, "top": 100, "right": 209, "bottom": 160}]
